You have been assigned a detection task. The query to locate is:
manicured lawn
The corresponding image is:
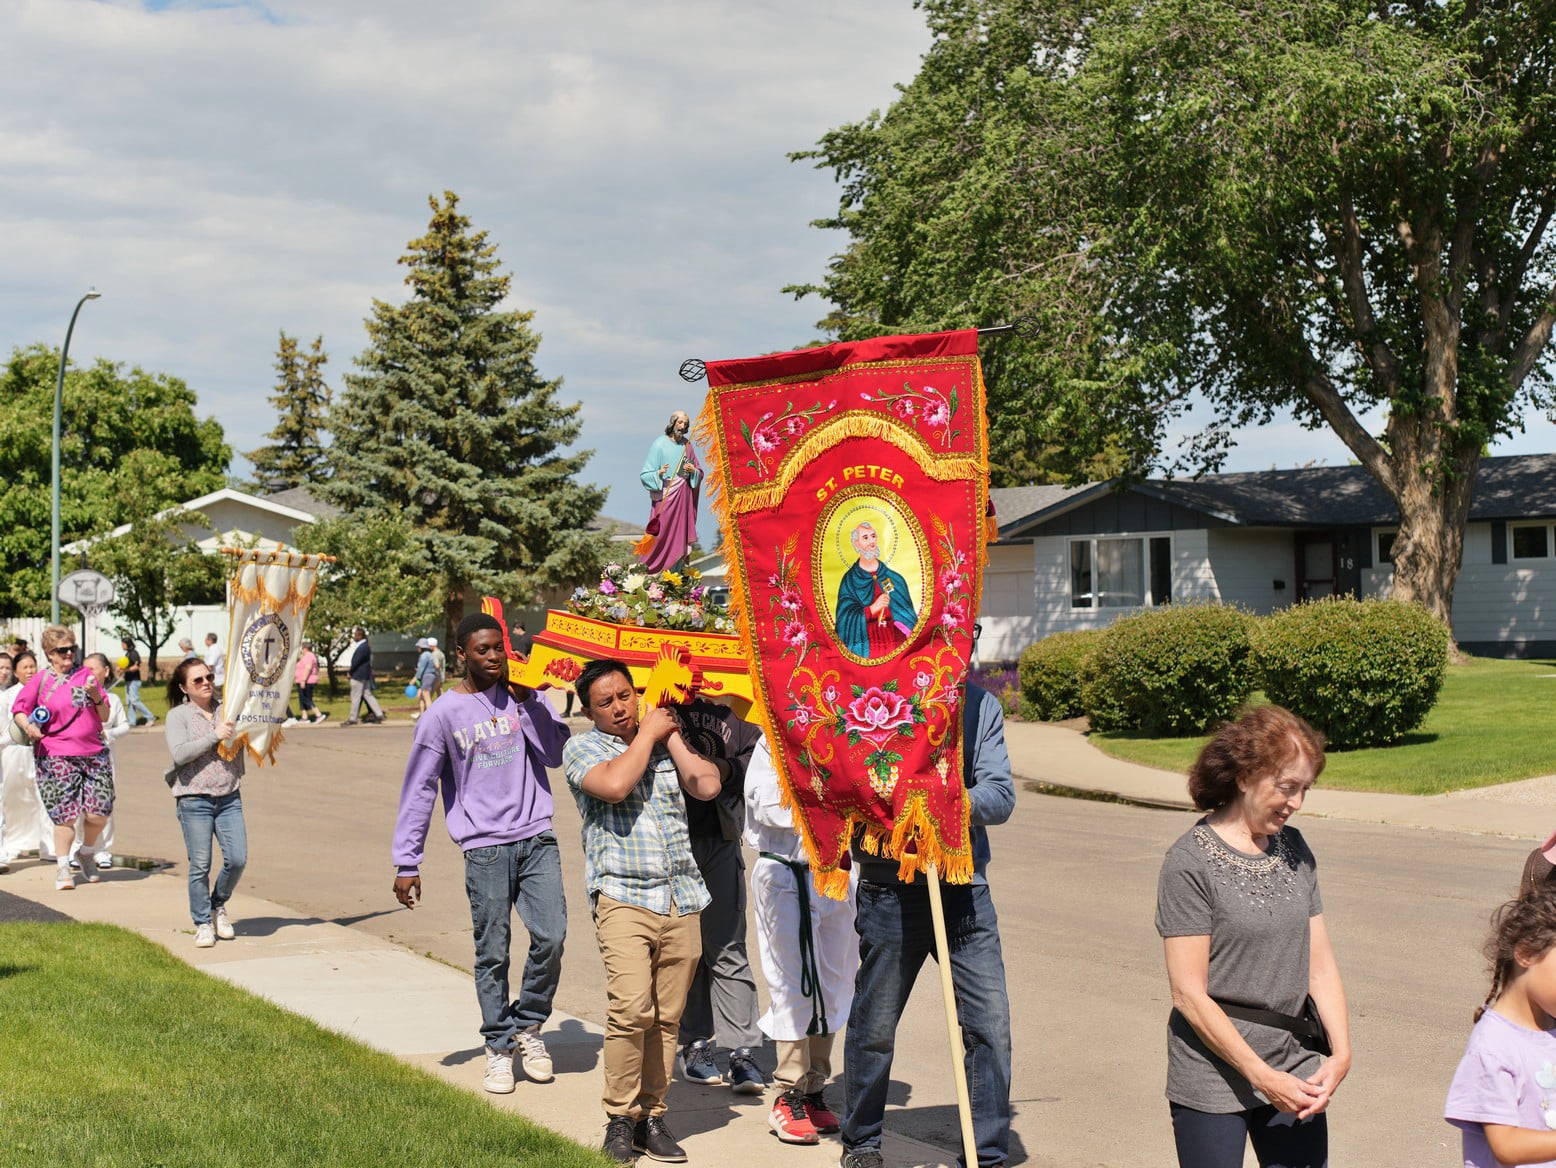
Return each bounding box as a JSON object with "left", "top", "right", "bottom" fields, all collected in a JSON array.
[
  {"left": 1089, "top": 656, "right": 1556, "bottom": 796},
  {"left": 120, "top": 679, "right": 420, "bottom": 724},
  {"left": 0, "top": 922, "right": 609, "bottom": 1167}
]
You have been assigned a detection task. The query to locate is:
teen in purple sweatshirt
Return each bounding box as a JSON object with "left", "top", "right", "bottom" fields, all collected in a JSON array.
[{"left": 391, "top": 611, "right": 570, "bottom": 1096}]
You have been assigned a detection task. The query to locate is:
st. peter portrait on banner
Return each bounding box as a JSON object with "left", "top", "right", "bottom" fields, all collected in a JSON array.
[{"left": 834, "top": 520, "right": 918, "bottom": 659}]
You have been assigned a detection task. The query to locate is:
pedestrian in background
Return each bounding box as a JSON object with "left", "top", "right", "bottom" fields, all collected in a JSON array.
[
  {"left": 293, "top": 639, "right": 326, "bottom": 724},
  {"left": 165, "top": 656, "right": 246, "bottom": 948},
  {"left": 413, "top": 637, "right": 437, "bottom": 721},
  {"left": 120, "top": 637, "right": 155, "bottom": 726},
  {"left": 203, "top": 632, "right": 226, "bottom": 703},
  {"left": 71, "top": 653, "right": 129, "bottom": 871},
  {"left": 344, "top": 626, "right": 386, "bottom": 726}
]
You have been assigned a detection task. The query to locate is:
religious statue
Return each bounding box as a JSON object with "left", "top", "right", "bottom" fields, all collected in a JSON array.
[
  {"left": 834, "top": 521, "right": 918, "bottom": 659},
  {"left": 635, "top": 410, "right": 703, "bottom": 572}
]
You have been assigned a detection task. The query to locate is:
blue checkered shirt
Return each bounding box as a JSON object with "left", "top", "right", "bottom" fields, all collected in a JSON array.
[{"left": 563, "top": 727, "right": 710, "bottom": 916}]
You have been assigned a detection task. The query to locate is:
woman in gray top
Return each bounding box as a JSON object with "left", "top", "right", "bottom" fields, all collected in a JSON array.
[
  {"left": 165, "top": 656, "right": 246, "bottom": 950},
  {"left": 1155, "top": 705, "right": 1351, "bottom": 1168}
]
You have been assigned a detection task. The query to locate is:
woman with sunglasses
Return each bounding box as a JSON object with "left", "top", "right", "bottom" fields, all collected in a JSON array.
[
  {"left": 10, "top": 626, "right": 113, "bottom": 891},
  {"left": 165, "top": 656, "right": 245, "bottom": 948}
]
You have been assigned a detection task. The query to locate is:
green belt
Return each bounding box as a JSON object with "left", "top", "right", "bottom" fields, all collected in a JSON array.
[{"left": 760, "top": 851, "right": 828, "bottom": 1036}]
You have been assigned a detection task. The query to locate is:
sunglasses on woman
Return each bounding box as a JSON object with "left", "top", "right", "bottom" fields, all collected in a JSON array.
[{"left": 187, "top": 674, "right": 213, "bottom": 685}]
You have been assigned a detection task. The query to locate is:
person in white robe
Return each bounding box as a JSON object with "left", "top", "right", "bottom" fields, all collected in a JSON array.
[{"left": 744, "top": 735, "right": 859, "bottom": 1146}]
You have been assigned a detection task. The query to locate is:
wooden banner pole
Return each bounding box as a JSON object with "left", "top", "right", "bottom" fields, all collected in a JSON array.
[{"left": 926, "top": 862, "right": 979, "bottom": 1168}]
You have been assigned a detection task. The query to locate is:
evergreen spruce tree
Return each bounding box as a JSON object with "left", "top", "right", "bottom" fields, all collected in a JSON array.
[
  {"left": 247, "top": 333, "right": 332, "bottom": 494},
  {"left": 325, "top": 191, "right": 607, "bottom": 634}
]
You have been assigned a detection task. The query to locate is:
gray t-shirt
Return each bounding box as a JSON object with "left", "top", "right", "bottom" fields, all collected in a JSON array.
[{"left": 1155, "top": 819, "right": 1324, "bottom": 1112}]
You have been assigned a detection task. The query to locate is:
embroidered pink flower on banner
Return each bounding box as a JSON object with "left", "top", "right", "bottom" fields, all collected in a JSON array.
[
  {"left": 794, "top": 707, "right": 813, "bottom": 727},
  {"left": 844, "top": 687, "right": 915, "bottom": 746},
  {"left": 779, "top": 587, "right": 803, "bottom": 612},
  {"left": 941, "top": 600, "right": 968, "bottom": 629},
  {"left": 893, "top": 398, "right": 917, "bottom": 419},
  {"left": 753, "top": 430, "right": 781, "bottom": 453},
  {"left": 823, "top": 684, "right": 840, "bottom": 705},
  {"left": 923, "top": 399, "right": 950, "bottom": 428},
  {"left": 784, "top": 416, "right": 807, "bottom": 436},
  {"left": 783, "top": 622, "right": 809, "bottom": 649},
  {"left": 914, "top": 671, "right": 933, "bottom": 691}
]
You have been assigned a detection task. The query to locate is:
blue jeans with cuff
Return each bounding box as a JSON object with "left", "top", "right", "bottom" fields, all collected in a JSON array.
[
  {"left": 842, "top": 880, "right": 1012, "bottom": 1168},
  {"left": 464, "top": 831, "right": 568, "bottom": 1052},
  {"left": 175, "top": 792, "right": 247, "bottom": 925}
]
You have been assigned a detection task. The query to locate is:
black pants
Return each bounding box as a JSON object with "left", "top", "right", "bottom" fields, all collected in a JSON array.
[{"left": 1170, "top": 1102, "right": 1327, "bottom": 1168}]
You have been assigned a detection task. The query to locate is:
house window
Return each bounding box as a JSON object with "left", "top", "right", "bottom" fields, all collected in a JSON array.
[
  {"left": 1070, "top": 535, "right": 1171, "bottom": 608},
  {"left": 1376, "top": 529, "right": 1397, "bottom": 565},
  {"left": 1512, "top": 524, "right": 1553, "bottom": 560}
]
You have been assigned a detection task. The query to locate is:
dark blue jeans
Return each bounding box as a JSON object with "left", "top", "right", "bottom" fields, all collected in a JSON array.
[
  {"left": 842, "top": 880, "right": 1012, "bottom": 1168},
  {"left": 1170, "top": 1102, "right": 1328, "bottom": 1168},
  {"left": 464, "top": 832, "right": 568, "bottom": 1052}
]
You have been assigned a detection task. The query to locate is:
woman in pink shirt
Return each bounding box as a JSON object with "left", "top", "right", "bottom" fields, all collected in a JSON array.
[
  {"left": 10, "top": 625, "right": 112, "bottom": 890},
  {"left": 294, "top": 640, "right": 326, "bottom": 724}
]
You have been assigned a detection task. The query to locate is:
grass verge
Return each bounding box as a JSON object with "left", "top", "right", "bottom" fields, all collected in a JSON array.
[
  {"left": 0, "top": 921, "right": 609, "bottom": 1167},
  {"left": 1088, "top": 656, "right": 1556, "bottom": 796}
]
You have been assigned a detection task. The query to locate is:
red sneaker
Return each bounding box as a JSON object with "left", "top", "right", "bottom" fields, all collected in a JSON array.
[
  {"left": 804, "top": 1089, "right": 841, "bottom": 1134},
  {"left": 768, "top": 1089, "right": 820, "bottom": 1144}
]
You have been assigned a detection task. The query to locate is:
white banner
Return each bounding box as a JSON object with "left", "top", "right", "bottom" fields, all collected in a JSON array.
[{"left": 218, "top": 549, "right": 327, "bottom": 765}]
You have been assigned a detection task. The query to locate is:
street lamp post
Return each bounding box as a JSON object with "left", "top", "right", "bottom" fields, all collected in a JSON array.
[{"left": 52, "top": 290, "right": 101, "bottom": 624}]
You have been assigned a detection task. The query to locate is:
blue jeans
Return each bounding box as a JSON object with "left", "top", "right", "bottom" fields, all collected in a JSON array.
[
  {"left": 126, "top": 679, "right": 155, "bottom": 725},
  {"left": 464, "top": 832, "right": 568, "bottom": 1052},
  {"left": 175, "top": 793, "right": 247, "bottom": 925},
  {"left": 842, "top": 881, "right": 1012, "bottom": 1168}
]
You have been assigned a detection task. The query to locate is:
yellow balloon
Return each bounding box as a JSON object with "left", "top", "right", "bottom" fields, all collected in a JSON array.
[{"left": 116, "top": 656, "right": 130, "bottom": 670}]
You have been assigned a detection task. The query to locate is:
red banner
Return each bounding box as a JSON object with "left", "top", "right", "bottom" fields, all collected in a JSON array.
[{"left": 698, "top": 330, "right": 988, "bottom": 897}]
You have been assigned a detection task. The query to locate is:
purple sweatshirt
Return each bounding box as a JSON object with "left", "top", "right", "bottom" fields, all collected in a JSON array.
[{"left": 392, "top": 685, "right": 570, "bottom": 876}]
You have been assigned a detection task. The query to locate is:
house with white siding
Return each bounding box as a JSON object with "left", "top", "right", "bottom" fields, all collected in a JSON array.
[{"left": 979, "top": 454, "right": 1556, "bottom": 662}]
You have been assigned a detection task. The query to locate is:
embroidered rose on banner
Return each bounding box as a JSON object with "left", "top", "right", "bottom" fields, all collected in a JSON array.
[{"left": 844, "top": 685, "right": 916, "bottom": 747}]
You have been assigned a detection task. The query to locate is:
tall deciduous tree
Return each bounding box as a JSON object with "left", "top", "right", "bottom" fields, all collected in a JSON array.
[
  {"left": 295, "top": 513, "right": 442, "bottom": 694},
  {"left": 0, "top": 346, "right": 230, "bottom": 616},
  {"left": 91, "top": 504, "right": 226, "bottom": 679},
  {"left": 792, "top": 0, "right": 1556, "bottom": 627},
  {"left": 324, "top": 192, "right": 608, "bottom": 637},
  {"left": 248, "top": 333, "right": 332, "bottom": 493}
]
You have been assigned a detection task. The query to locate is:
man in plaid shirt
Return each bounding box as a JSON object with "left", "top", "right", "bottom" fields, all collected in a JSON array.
[{"left": 564, "top": 657, "right": 723, "bottom": 1165}]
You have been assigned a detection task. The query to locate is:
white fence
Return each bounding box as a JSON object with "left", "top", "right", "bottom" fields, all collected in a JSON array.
[{"left": 0, "top": 604, "right": 228, "bottom": 668}]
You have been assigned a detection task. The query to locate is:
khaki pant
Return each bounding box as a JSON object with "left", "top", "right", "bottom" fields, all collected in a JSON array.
[
  {"left": 774, "top": 1034, "right": 835, "bottom": 1096},
  {"left": 593, "top": 893, "right": 702, "bottom": 1117}
]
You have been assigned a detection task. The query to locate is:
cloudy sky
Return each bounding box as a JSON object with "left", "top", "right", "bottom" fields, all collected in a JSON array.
[{"left": 5, "top": 0, "right": 1554, "bottom": 548}]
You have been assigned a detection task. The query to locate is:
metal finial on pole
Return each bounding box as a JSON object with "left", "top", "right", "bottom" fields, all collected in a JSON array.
[{"left": 678, "top": 358, "right": 707, "bottom": 383}]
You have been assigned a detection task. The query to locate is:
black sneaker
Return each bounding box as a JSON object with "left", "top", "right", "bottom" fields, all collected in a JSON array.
[
  {"left": 633, "top": 1115, "right": 688, "bottom": 1163},
  {"left": 602, "top": 1114, "right": 637, "bottom": 1164},
  {"left": 839, "top": 1150, "right": 886, "bottom": 1168}
]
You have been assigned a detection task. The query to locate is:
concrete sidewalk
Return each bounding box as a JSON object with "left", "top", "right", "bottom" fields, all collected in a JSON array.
[
  {"left": 1005, "top": 719, "right": 1553, "bottom": 842},
  {"left": 0, "top": 856, "right": 957, "bottom": 1168}
]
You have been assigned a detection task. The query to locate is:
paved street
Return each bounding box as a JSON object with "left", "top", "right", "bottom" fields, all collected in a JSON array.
[{"left": 65, "top": 722, "right": 1536, "bottom": 1166}]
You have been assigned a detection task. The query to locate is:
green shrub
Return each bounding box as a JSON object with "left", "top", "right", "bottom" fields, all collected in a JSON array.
[
  {"left": 1018, "top": 630, "right": 1104, "bottom": 721},
  {"left": 1082, "top": 604, "right": 1256, "bottom": 735},
  {"left": 1252, "top": 597, "right": 1449, "bottom": 748}
]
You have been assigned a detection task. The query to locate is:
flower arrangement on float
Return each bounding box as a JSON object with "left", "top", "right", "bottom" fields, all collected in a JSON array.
[{"left": 567, "top": 562, "right": 733, "bottom": 633}]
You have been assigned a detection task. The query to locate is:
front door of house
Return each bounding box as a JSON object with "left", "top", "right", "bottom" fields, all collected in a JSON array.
[{"left": 1296, "top": 532, "right": 1336, "bottom": 600}]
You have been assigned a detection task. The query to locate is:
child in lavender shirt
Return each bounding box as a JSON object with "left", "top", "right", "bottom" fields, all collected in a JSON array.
[{"left": 1446, "top": 885, "right": 1556, "bottom": 1167}]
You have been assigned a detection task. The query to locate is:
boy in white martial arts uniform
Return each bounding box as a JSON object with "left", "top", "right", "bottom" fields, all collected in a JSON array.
[{"left": 744, "top": 734, "right": 858, "bottom": 1145}]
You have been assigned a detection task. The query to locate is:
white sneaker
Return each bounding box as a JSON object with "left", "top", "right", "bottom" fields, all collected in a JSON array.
[
  {"left": 55, "top": 866, "right": 74, "bottom": 891},
  {"left": 94, "top": 851, "right": 112, "bottom": 869},
  {"left": 77, "top": 852, "right": 102, "bottom": 884},
  {"left": 214, "top": 906, "right": 235, "bottom": 940},
  {"left": 283, "top": 717, "right": 299, "bottom": 727},
  {"left": 483, "top": 1046, "right": 516, "bottom": 1094},
  {"left": 194, "top": 923, "right": 216, "bottom": 948},
  {"left": 516, "top": 1025, "right": 554, "bottom": 1083}
]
